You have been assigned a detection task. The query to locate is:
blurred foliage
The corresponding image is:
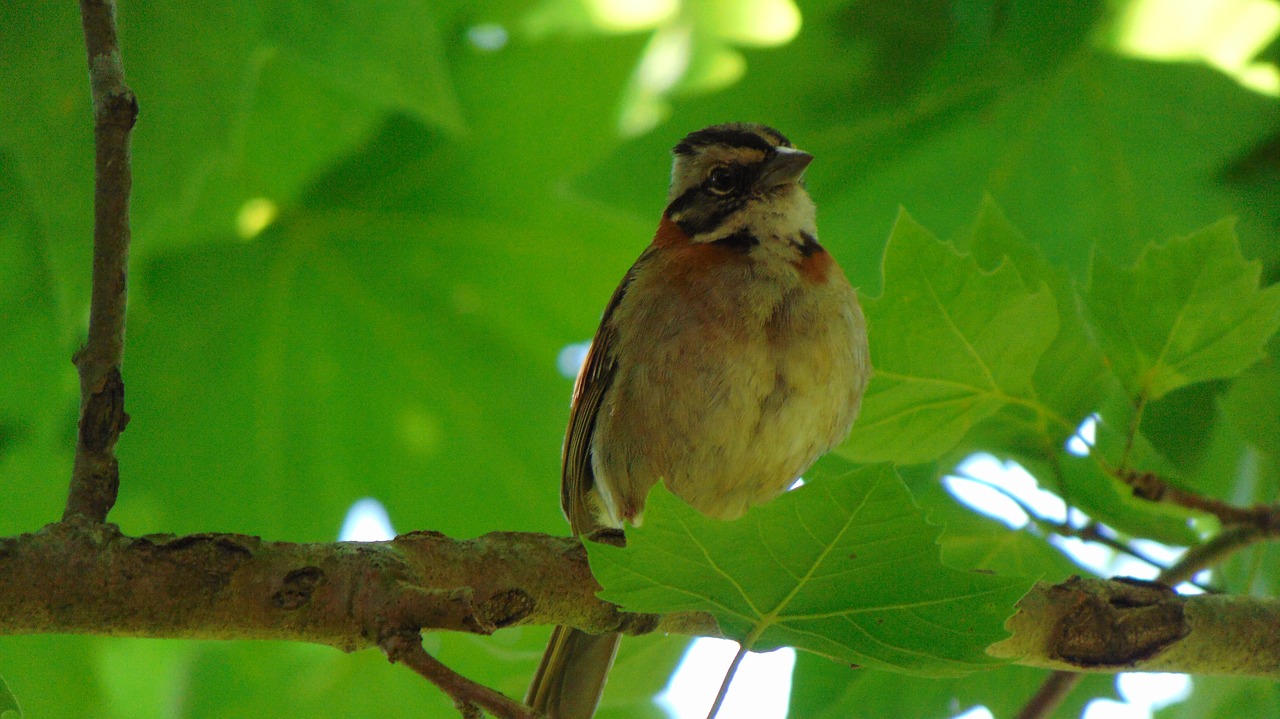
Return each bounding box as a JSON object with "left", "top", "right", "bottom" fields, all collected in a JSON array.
[
  {"left": 0, "top": 674, "right": 19, "bottom": 719},
  {"left": 1, "top": 0, "right": 1278, "bottom": 717}
]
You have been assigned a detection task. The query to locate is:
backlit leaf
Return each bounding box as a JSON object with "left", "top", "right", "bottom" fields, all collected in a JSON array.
[
  {"left": 844, "top": 210, "right": 1059, "bottom": 463},
  {"left": 1086, "top": 220, "right": 1280, "bottom": 401},
  {"left": 588, "top": 463, "right": 1032, "bottom": 676}
]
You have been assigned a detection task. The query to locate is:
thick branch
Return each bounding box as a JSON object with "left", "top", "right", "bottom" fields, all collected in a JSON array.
[
  {"left": 990, "top": 576, "right": 1280, "bottom": 677},
  {"left": 0, "top": 521, "right": 706, "bottom": 650},
  {"left": 67, "top": 0, "right": 138, "bottom": 523},
  {"left": 2, "top": 524, "right": 1278, "bottom": 680},
  {"left": 1012, "top": 526, "right": 1274, "bottom": 719}
]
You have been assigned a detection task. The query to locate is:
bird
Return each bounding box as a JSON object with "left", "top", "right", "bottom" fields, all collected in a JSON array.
[{"left": 526, "top": 123, "right": 871, "bottom": 719}]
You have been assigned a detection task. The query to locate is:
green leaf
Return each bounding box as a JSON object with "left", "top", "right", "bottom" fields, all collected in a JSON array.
[
  {"left": 1046, "top": 387, "right": 1202, "bottom": 546},
  {"left": 588, "top": 463, "right": 1033, "bottom": 676},
  {"left": 789, "top": 654, "right": 1118, "bottom": 719},
  {"left": 843, "top": 210, "right": 1059, "bottom": 463},
  {"left": 120, "top": 211, "right": 581, "bottom": 540},
  {"left": 260, "top": 0, "right": 464, "bottom": 133},
  {"left": 1221, "top": 357, "right": 1280, "bottom": 465},
  {"left": 920, "top": 486, "right": 1082, "bottom": 581},
  {"left": 0, "top": 675, "right": 20, "bottom": 719},
  {"left": 962, "top": 197, "right": 1109, "bottom": 453},
  {"left": 1086, "top": 220, "right": 1280, "bottom": 401}
]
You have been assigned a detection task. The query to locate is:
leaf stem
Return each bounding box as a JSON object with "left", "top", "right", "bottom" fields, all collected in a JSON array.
[{"left": 706, "top": 642, "right": 750, "bottom": 719}]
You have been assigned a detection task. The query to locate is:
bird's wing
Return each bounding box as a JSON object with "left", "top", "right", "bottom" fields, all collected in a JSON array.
[{"left": 561, "top": 260, "right": 644, "bottom": 535}]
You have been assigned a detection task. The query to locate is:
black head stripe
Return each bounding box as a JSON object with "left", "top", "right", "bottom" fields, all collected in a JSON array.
[
  {"left": 673, "top": 123, "right": 790, "bottom": 156},
  {"left": 672, "top": 203, "right": 738, "bottom": 236},
  {"left": 665, "top": 186, "right": 699, "bottom": 217},
  {"left": 797, "top": 231, "right": 824, "bottom": 257},
  {"left": 665, "top": 192, "right": 744, "bottom": 236},
  {"left": 758, "top": 126, "right": 792, "bottom": 148},
  {"left": 664, "top": 161, "right": 757, "bottom": 231},
  {"left": 711, "top": 229, "right": 760, "bottom": 253}
]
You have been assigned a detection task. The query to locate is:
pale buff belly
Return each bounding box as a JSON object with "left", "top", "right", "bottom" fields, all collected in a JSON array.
[{"left": 590, "top": 282, "right": 867, "bottom": 525}]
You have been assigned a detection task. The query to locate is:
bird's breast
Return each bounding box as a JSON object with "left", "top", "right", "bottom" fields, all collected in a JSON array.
[{"left": 589, "top": 239, "right": 869, "bottom": 524}]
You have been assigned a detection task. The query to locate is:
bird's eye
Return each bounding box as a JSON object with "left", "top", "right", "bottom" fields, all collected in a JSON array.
[{"left": 706, "top": 165, "right": 739, "bottom": 194}]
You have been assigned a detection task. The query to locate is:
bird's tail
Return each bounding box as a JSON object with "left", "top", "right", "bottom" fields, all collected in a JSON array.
[{"left": 526, "top": 625, "right": 621, "bottom": 719}]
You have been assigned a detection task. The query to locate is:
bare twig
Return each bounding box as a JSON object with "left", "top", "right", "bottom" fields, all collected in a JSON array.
[
  {"left": 1158, "top": 526, "right": 1268, "bottom": 587},
  {"left": 1073, "top": 522, "right": 1218, "bottom": 593},
  {"left": 382, "top": 632, "right": 537, "bottom": 719},
  {"left": 66, "top": 0, "right": 138, "bottom": 523},
  {"left": 953, "top": 473, "right": 1218, "bottom": 592}
]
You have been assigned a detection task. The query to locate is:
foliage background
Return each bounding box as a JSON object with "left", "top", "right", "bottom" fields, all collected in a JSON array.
[{"left": 1, "top": 0, "right": 1278, "bottom": 717}]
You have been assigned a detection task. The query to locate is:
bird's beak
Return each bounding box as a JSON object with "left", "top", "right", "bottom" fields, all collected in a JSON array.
[{"left": 757, "top": 146, "right": 813, "bottom": 188}]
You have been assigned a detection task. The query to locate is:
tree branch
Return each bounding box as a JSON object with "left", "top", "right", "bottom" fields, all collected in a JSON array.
[
  {"left": 990, "top": 575, "right": 1280, "bottom": 677},
  {"left": 1116, "top": 468, "right": 1280, "bottom": 532},
  {"left": 1010, "top": 526, "right": 1276, "bottom": 719},
  {"left": 0, "top": 522, "right": 703, "bottom": 649},
  {"left": 67, "top": 0, "right": 138, "bottom": 523},
  {"left": 2, "top": 524, "right": 1278, "bottom": 681}
]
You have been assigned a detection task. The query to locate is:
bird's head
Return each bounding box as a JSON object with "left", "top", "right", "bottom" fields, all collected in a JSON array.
[{"left": 664, "top": 123, "right": 816, "bottom": 247}]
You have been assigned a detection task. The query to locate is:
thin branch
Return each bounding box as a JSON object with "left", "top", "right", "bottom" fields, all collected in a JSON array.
[
  {"left": 1158, "top": 526, "right": 1269, "bottom": 586},
  {"left": 1116, "top": 468, "right": 1280, "bottom": 532},
  {"left": 954, "top": 473, "right": 1218, "bottom": 592},
  {"left": 1074, "top": 522, "right": 1218, "bottom": 593},
  {"left": 382, "top": 633, "right": 536, "bottom": 719},
  {"left": 66, "top": 0, "right": 138, "bottom": 523}
]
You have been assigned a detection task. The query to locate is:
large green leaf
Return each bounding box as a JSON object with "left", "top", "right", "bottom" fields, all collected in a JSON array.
[
  {"left": 1086, "top": 220, "right": 1280, "bottom": 401},
  {"left": 120, "top": 211, "right": 583, "bottom": 539},
  {"left": 843, "top": 211, "right": 1059, "bottom": 464},
  {"left": 588, "top": 463, "right": 1033, "bottom": 676},
  {"left": 961, "top": 197, "right": 1109, "bottom": 456}
]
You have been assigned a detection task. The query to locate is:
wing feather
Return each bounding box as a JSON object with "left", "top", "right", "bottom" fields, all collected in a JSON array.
[{"left": 561, "top": 261, "right": 644, "bottom": 535}]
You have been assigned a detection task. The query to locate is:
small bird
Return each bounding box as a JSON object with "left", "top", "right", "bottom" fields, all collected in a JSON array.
[{"left": 526, "top": 123, "right": 871, "bottom": 718}]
